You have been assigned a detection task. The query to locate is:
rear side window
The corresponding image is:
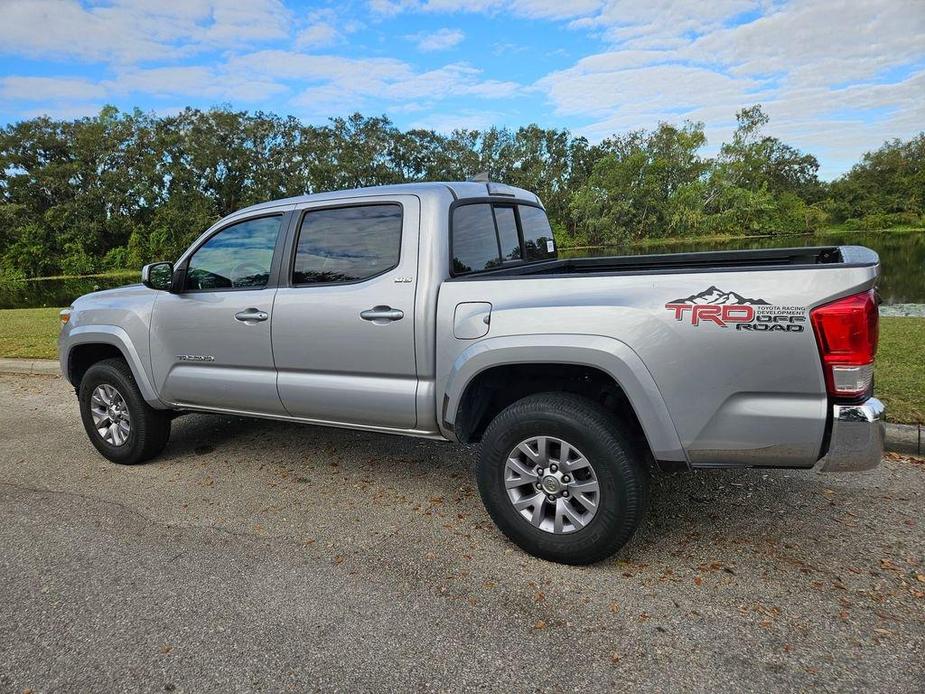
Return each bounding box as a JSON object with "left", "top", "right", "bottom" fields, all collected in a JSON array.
[
  {"left": 494, "top": 206, "right": 521, "bottom": 262},
  {"left": 293, "top": 204, "right": 402, "bottom": 285},
  {"left": 519, "top": 205, "right": 556, "bottom": 261},
  {"left": 451, "top": 202, "right": 555, "bottom": 275},
  {"left": 451, "top": 204, "right": 500, "bottom": 274}
]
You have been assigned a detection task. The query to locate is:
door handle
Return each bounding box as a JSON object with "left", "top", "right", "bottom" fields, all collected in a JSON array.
[
  {"left": 235, "top": 308, "right": 269, "bottom": 323},
  {"left": 360, "top": 305, "right": 404, "bottom": 323}
]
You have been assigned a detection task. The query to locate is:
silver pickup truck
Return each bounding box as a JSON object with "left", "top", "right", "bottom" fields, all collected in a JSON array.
[{"left": 59, "top": 182, "right": 885, "bottom": 564}]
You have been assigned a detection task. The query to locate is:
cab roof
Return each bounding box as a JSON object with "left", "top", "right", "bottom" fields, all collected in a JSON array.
[{"left": 229, "top": 181, "right": 541, "bottom": 219}]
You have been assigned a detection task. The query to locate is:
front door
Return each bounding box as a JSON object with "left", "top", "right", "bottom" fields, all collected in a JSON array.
[
  {"left": 150, "top": 213, "right": 287, "bottom": 414},
  {"left": 272, "top": 197, "right": 419, "bottom": 429}
]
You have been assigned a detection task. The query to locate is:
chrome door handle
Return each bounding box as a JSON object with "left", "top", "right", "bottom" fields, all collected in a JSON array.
[
  {"left": 235, "top": 308, "right": 269, "bottom": 322},
  {"left": 360, "top": 305, "right": 404, "bottom": 322}
]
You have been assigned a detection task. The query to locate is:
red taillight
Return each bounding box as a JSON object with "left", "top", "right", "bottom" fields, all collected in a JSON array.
[{"left": 810, "top": 289, "right": 878, "bottom": 398}]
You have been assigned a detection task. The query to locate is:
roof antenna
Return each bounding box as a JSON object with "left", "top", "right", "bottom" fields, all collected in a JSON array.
[{"left": 467, "top": 171, "right": 490, "bottom": 182}]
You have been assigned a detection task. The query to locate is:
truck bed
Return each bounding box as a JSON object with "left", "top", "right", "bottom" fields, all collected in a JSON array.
[
  {"left": 436, "top": 243, "right": 881, "bottom": 469},
  {"left": 449, "top": 246, "right": 877, "bottom": 280}
]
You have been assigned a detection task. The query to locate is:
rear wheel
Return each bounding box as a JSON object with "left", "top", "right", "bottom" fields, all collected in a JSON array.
[
  {"left": 78, "top": 358, "right": 171, "bottom": 465},
  {"left": 477, "top": 392, "right": 647, "bottom": 564}
]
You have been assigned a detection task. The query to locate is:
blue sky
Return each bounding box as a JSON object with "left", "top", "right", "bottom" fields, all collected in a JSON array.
[{"left": 0, "top": 0, "right": 922, "bottom": 178}]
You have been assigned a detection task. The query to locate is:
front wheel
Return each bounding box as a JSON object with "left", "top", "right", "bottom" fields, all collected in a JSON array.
[
  {"left": 78, "top": 358, "right": 171, "bottom": 465},
  {"left": 477, "top": 393, "right": 647, "bottom": 565}
]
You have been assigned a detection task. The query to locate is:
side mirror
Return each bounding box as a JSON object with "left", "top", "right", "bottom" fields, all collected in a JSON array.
[{"left": 141, "top": 261, "right": 174, "bottom": 291}]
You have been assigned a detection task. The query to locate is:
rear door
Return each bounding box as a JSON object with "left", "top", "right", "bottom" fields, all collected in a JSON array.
[
  {"left": 272, "top": 196, "right": 420, "bottom": 429},
  {"left": 149, "top": 213, "right": 288, "bottom": 414}
]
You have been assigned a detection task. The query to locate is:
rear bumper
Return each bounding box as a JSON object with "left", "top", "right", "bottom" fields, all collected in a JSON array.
[{"left": 817, "top": 397, "right": 885, "bottom": 472}]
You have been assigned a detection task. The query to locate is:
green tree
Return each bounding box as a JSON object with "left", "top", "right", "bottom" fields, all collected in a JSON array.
[
  {"left": 827, "top": 133, "right": 924, "bottom": 227},
  {"left": 0, "top": 104, "right": 920, "bottom": 277},
  {"left": 569, "top": 122, "right": 707, "bottom": 243}
]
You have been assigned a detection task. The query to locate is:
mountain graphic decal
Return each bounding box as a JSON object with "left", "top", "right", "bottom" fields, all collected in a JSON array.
[{"left": 669, "top": 286, "right": 770, "bottom": 306}]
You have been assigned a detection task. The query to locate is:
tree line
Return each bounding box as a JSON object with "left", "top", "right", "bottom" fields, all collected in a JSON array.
[{"left": 0, "top": 104, "right": 922, "bottom": 279}]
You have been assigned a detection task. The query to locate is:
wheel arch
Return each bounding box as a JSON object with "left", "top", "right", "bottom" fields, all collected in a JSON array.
[
  {"left": 63, "top": 325, "right": 166, "bottom": 408},
  {"left": 441, "top": 334, "right": 687, "bottom": 464}
]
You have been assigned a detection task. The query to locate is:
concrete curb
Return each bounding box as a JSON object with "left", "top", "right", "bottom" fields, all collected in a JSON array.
[
  {"left": 0, "top": 357, "right": 60, "bottom": 376},
  {"left": 0, "top": 357, "right": 922, "bottom": 455},
  {"left": 884, "top": 422, "right": 923, "bottom": 456}
]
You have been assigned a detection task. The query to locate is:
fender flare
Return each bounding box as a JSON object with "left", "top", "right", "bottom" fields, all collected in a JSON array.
[
  {"left": 441, "top": 333, "right": 687, "bottom": 462},
  {"left": 62, "top": 325, "right": 167, "bottom": 408}
]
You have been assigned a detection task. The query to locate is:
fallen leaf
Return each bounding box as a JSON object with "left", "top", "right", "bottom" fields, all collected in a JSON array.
[
  {"left": 880, "top": 559, "right": 902, "bottom": 572},
  {"left": 609, "top": 602, "right": 620, "bottom": 614},
  {"left": 533, "top": 619, "right": 547, "bottom": 630}
]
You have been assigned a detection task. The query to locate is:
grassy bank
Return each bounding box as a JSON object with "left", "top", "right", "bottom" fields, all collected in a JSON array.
[
  {"left": 25, "top": 270, "right": 141, "bottom": 282},
  {"left": 1, "top": 307, "right": 921, "bottom": 425}
]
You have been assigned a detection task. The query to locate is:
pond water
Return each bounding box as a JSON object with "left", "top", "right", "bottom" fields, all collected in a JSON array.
[
  {"left": 1, "top": 231, "right": 922, "bottom": 309},
  {"left": 561, "top": 230, "right": 925, "bottom": 306}
]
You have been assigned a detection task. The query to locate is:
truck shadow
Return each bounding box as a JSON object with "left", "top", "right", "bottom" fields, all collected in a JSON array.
[{"left": 162, "top": 411, "right": 873, "bottom": 564}]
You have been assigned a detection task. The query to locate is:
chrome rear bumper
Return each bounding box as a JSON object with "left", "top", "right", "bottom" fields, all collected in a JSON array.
[{"left": 817, "top": 397, "right": 885, "bottom": 472}]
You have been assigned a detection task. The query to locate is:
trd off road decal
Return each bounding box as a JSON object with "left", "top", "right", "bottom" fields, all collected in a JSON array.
[{"left": 665, "top": 286, "right": 806, "bottom": 333}]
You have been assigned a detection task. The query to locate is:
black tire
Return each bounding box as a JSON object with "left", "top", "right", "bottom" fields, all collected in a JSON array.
[
  {"left": 477, "top": 392, "right": 648, "bottom": 565},
  {"left": 78, "top": 357, "right": 171, "bottom": 465}
]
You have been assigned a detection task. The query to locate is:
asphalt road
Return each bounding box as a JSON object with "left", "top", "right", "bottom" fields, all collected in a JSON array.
[{"left": 1, "top": 374, "right": 923, "bottom": 693}]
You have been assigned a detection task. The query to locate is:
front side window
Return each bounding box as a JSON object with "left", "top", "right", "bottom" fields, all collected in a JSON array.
[
  {"left": 293, "top": 204, "right": 402, "bottom": 285},
  {"left": 185, "top": 216, "right": 282, "bottom": 290}
]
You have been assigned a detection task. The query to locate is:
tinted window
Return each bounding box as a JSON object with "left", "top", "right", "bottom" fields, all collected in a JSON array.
[
  {"left": 494, "top": 206, "right": 521, "bottom": 261},
  {"left": 293, "top": 204, "right": 402, "bottom": 284},
  {"left": 519, "top": 205, "right": 556, "bottom": 261},
  {"left": 185, "top": 216, "right": 281, "bottom": 290},
  {"left": 452, "top": 204, "right": 501, "bottom": 274}
]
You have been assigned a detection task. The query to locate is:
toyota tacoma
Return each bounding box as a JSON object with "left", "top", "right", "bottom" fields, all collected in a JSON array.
[{"left": 59, "top": 182, "right": 885, "bottom": 564}]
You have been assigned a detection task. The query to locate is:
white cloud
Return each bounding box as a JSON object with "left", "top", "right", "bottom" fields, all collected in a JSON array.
[
  {"left": 528, "top": 0, "right": 925, "bottom": 178},
  {"left": 407, "top": 28, "right": 465, "bottom": 52},
  {"left": 0, "top": 0, "right": 291, "bottom": 63},
  {"left": 230, "top": 52, "right": 523, "bottom": 114},
  {"left": 229, "top": 51, "right": 412, "bottom": 90},
  {"left": 538, "top": 63, "right": 766, "bottom": 122},
  {"left": 295, "top": 23, "right": 340, "bottom": 49},
  {"left": 0, "top": 0, "right": 919, "bottom": 179},
  {"left": 410, "top": 110, "right": 505, "bottom": 132},
  {"left": 689, "top": 0, "right": 925, "bottom": 87},
  {"left": 108, "top": 66, "right": 288, "bottom": 102},
  {"left": 294, "top": 8, "right": 361, "bottom": 49},
  {"left": 16, "top": 104, "right": 106, "bottom": 120},
  {"left": 0, "top": 76, "right": 106, "bottom": 102},
  {"left": 568, "top": 0, "right": 756, "bottom": 46},
  {"left": 371, "top": 0, "right": 604, "bottom": 20}
]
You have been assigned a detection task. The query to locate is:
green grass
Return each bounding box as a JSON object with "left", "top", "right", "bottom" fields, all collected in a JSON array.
[
  {"left": 0, "top": 308, "right": 922, "bottom": 424},
  {"left": 876, "top": 317, "right": 925, "bottom": 424},
  {"left": 0, "top": 307, "right": 62, "bottom": 360}
]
